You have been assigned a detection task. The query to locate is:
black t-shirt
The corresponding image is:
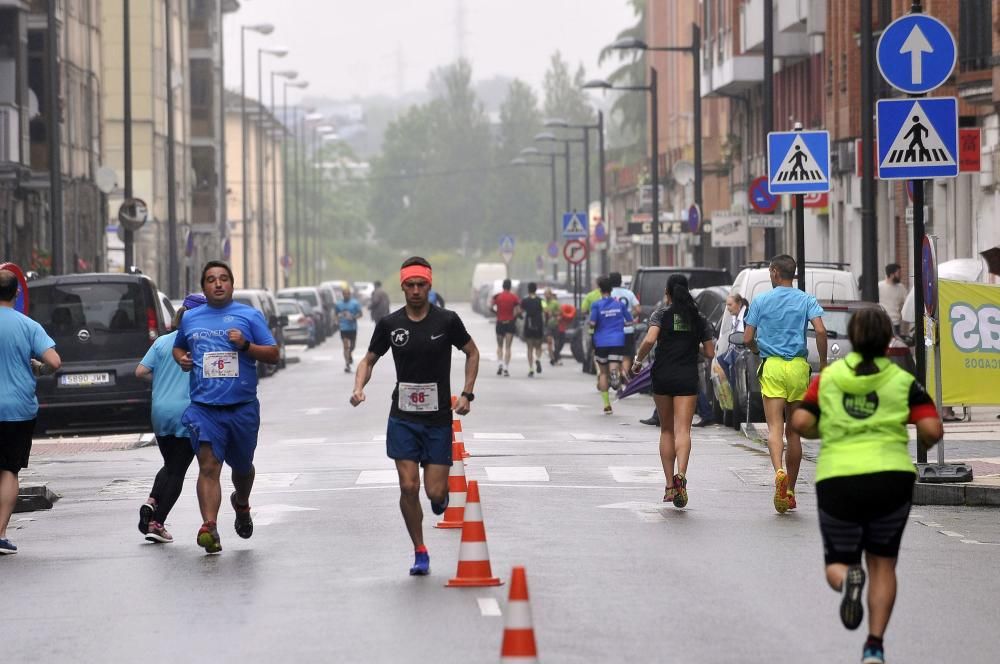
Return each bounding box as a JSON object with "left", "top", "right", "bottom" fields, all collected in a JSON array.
[
  {"left": 520, "top": 295, "right": 544, "bottom": 335},
  {"left": 368, "top": 306, "right": 472, "bottom": 426},
  {"left": 648, "top": 304, "right": 713, "bottom": 369}
]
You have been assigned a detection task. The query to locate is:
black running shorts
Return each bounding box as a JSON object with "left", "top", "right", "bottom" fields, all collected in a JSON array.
[
  {"left": 816, "top": 471, "right": 915, "bottom": 565},
  {"left": 0, "top": 419, "right": 36, "bottom": 474},
  {"left": 651, "top": 363, "right": 698, "bottom": 397}
]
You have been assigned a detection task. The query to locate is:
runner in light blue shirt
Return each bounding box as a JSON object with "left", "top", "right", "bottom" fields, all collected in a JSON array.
[{"left": 335, "top": 287, "right": 363, "bottom": 373}]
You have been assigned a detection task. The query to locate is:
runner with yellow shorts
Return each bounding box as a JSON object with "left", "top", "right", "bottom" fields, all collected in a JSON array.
[{"left": 743, "top": 255, "right": 827, "bottom": 513}]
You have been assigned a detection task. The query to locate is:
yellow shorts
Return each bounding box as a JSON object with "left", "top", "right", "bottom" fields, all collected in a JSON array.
[{"left": 759, "top": 356, "right": 810, "bottom": 402}]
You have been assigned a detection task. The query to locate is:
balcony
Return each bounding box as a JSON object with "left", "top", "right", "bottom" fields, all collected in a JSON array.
[
  {"left": 701, "top": 47, "right": 764, "bottom": 97},
  {"left": 0, "top": 105, "right": 20, "bottom": 164},
  {"left": 741, "top": 0, "right": 814, "bottom": 58}
]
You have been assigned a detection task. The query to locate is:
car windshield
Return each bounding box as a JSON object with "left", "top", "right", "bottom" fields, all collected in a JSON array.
[
  {"left": 278, "top": 302, "right": 300, "bottom": 315},
  {"left": 812, "top": 309, "right": 853, "bottom": 339},
  {"left": 280, "top": 291, "right": 318, "bottom": 306},
  {"left": 638, "top": 271, "right": 731, "bottom": 308},
  {"left": 30, "top": 281, "right": 151, "bottom": 362}
]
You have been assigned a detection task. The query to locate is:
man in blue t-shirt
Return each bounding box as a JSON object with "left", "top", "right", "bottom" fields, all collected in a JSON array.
[
  {"left": 743, "top": 254, "right": 827, "bottom": 514},
  {"left": 0, "top": 269, "right": 61, "bottom": 554},
  {"left": 173, "top": 260, "right": 278, "bottom": 554},
  {"left": 589, "top": 276, "right": 632, "bottom": 414},
  {"left": 335, "top": 287, "right": 363, "bottom": 373}
]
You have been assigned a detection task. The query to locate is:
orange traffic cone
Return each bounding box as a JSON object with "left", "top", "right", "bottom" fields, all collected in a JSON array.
[
  {"left": 435, "top": 442, "right": 467, "bottom": 529},
  {"left": 446, "top": 480, "right": 503, "bottom": 587},
  {"left": 500, "top": 566, "right": 538, "bottom": 663},
  {"left": 451, "top": 395, "right": 470, "bottom": 459}
]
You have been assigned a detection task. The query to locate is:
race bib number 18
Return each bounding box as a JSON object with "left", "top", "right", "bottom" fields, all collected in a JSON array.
[
  {"left": 398, "top": 382, "right": 439, "bottom": 413},
  {"left": 203, "top": 351, "right": 239, "bottom": 379}
]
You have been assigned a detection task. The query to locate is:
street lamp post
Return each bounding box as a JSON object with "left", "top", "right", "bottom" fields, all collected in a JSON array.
[
  {"left": 283, "top": 82, "right": 308, "bottom": 287},
  {"left": 584, "top": 69, "right": 660, "bottom": 266},
  {"left": 240, "top": 23, "right": 273, "bottom": 286},
  {"left": 270, "top": 70, "right": 297, "bottom": 288},
  {"left": 123, "top": 0, "right": 133, "bottom": 270},
  {"left": 165, "top": 0, "right": 179, "bottom": 297},
  {"left": 610, "top": 25, "right": 701, "bottom": 267},
  {"left": 257, "top": 46, "right": 289, "bottom": 289},
  {"left": 513, "top": 148, "right": 559, "bottom": 279}
]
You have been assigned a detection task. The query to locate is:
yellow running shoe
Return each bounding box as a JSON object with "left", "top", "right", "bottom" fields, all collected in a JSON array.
[
  {"left": 773, "top": 469, "right": 789, "bottom": 514},
  {"left": 787, "top": 490, "right": 797, "bottom": 510}
]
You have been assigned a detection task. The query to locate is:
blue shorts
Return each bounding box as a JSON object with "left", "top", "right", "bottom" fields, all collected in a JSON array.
[
  {"left": 182, "top": 400, "right": 260, "bottom": 474},
  {"left": 386, "top": 416, "right": 452, "bottom": 467}
]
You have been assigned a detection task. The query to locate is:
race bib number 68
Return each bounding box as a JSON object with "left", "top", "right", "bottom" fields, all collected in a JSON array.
[{"left": 398, "top": 382, "right": 439, "bottom": 413}]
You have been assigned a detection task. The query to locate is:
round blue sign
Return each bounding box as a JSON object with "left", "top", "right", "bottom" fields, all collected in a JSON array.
[
  {"left": 921, "top": 235, "right": 937, "bottom": 318},
  {"left": 876, "top": 14, "right": 956, "bottom": 94},
  {"left": 594, "top": 221, "right": 607, "bottom": 242},
  {"left": 748, "top": 176, "right": 779, "bottom": 214},
  {"left": 547, "top": 241, "right": 559, "bottom": 258},
  {"left": 687, "top": 204, "right": 701, "bottom": 233}
]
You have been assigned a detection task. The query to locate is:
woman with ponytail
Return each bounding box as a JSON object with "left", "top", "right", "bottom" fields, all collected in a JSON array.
[
  {"left": 791, "top": 307, "right": 943, "bottom": 664},
  {"left": 630, "top": 274, "right": 715, "bottom": 508}
]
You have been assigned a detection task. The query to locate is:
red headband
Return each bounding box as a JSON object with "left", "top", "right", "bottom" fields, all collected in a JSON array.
[{"left": 400, "top": 265, "right": 432, "bottom": 285}]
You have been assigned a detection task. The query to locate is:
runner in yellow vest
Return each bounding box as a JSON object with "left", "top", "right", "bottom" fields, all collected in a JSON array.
[{"left": 791, "top": 307, "right": 942, "bottom": 664}]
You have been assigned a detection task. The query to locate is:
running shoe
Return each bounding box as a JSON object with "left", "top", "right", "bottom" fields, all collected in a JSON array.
[
  {"left": 145, "top": 521, "right": 173, "bottom": 544},
  {"left": 536, "top": 360, "right": 542, "bottom": 374},
  {"left": 663, "top": 486, "right": 677, "bottom": 503},
  {"left": 197, "top": 521, "right": 222, "bottom": 554},
  {"left": 231, "top": 491, "right": 254, "bottom": 539},
  {"left": 603, "top": 405, "right": 613, "bottom": 415},
  {"left": 773, "top": 468, "right": 790, "bottom": 514},
  {"left": 503, "top": 368, "right": 510, "bottom": 377},
  {"left": 497, "top": 365, "right": 503, "bottom": 376},
  {"left": 528, "top": 370, "right": 534, "bottom": 378},
  {"left": 787, "top": 490, "right": 797, "bottom": 510},
  {"left": 409, "top": 550, "right": 430, "bottom": 576},
  {"left": 840, "top": 564, "right": 866, "bottom": 630},
  {"left": 431, "top": 493, "right": 449, "bottom": 516},
  {"left": 138, "top": 502, "right": 154, "bottom": 535},
  {"left": 672, "top": 473, "right": 688, "bottom": 508},
  {"left": 0, "top": 538, "right": 17, "bottom": 555},
  {"left": 862, "top": 644, "right": 885, "bottom": 663},
  {"left": 610, "top": 369, "right": 621, "bottom": 390},
  {"left": 343, "top": 365, "right": 351, "bottom": 373}
]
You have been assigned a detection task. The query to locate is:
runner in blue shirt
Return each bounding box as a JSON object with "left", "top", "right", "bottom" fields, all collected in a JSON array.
[
  {"left": 0, "top": 269, "right": 61, "bottom": 555},
  {"left": 335, "top": 287, "right": 363, "bottom": 373},
  {"left": 589, "top": 276, "right": 632, "bottom": 414},
  {"left": 135, "top": 293, "right": 206, "bottom": 544},
  {"left": 173, "top": 260, "right": 278, "bottom": 554}
]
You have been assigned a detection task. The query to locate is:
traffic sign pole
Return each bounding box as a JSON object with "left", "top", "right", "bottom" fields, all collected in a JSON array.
[
  {"left": 913, "top": 178, "right": 927, "bottom": 464},
  {"left": 795, "top": 194, "right": 806, "bottom": 292}
]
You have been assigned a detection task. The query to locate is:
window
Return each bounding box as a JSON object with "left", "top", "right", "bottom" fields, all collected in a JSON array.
[{"left": 959, "top": 0, "right": 992, "bottom": 72}]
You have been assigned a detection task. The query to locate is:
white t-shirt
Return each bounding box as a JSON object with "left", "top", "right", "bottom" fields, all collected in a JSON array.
[
  {"left": 611, "top": 287, "right": 640, "bottom": 334},
  {"left": 878, "top": 279, "right": 907, "bottom": 325}
]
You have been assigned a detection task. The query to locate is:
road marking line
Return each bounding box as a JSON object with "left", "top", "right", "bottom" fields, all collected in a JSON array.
[
  {"left": 356, "top": 470, "right": 400, "bottom": 485},
  {"left": 484, "top": 467, "right": 549, "bottom": 482},
  {"left": 939, "top": 530, "right": 965, "bottom": 538},
  {"left": 636, "top": 511, "right": 666, "bottom": 523},
  {"left": 917, "top": 521, "right": 942, "bottom": 528},
  {"left": 373, "top": 434, "right": 386, "bottom": 441},
  {"left": 473, "top": 433, "right": 525, "bottom": 440},
  {"left": 279, "top": 438, "right": 328, "bottom": 445},
  {"left": 571, "top": 433, "right": 626, "bottom": 441},
  {"left": 608, "top": 466, "right": 664, "bottom": 484},
  {"left": 477, "top": 598, "right": 502, "bottom": 617},
  {"left": 961, "top": 539, "right": 981, "bottom": 544}
]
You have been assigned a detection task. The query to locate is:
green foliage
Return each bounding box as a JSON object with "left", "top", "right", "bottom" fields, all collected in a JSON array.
[{"left": 597, "top": 0, "right": 647, "bottom": 156}]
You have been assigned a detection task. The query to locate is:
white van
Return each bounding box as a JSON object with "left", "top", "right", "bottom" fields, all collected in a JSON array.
[
  {"left": 731, "top": 265, "right": 859, "bottom": 304},
  {"left": 471, "top": 263, "right": 508, "bottom": 300}
]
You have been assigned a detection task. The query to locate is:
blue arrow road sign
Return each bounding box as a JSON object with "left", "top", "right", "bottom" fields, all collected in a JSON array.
[
  {"left": 499, "top": 234, "right": 515, "bottom": 258},
  {"left": 767, "top": 130, "right": 831, "bottom": 195},
  {"left": 562, "top": 212, "right": 588, "bottom": 239},
  {"left": 876, "top": 14, "right": 956, "bottom": 94},
  {"left": 876, "top": 97, "right": 958, "bottom": 180}
]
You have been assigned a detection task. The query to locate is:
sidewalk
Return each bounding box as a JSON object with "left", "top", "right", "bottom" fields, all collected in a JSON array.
[{"left": 741, "top": 419, "right": 1000, "bottom": 507}]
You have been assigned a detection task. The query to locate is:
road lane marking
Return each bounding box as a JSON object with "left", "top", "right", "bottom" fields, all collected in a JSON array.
[
  {"left": 279, "top": 438, "right": 328, "bottom": 445},
  {"left": 373, "top": 434, "right": 386, "bottom": 441},
  {"left": 940, "top": 530, "right": 965, "bottom": 538},
  {"left": 477, "top": 598, "right": 502, "bottom": 617},
  {"left": 571, "top": 433, "right": 626, "bottom": 441},
  {"left": 917, "top": 521, "right": 942, "bottom": 528},
  {"left": 301, "top": 407, "right": 333, "bottom": 415},
  {"left": 484, "top": 467, "right": 549, "bottom": 482},
  {"left": 547, "top": 403, "right": 586, "bottom": 412},
  {"left": 252, "top": 504, "right": 319, "bottom": 526},
  {"left": 598, "top": 500, "right": 668, "bottom": 522},
  {"left": 608, "top": 467, "right": 664, "bottom": 484},
  {"left": 356, "top": 470, "right": 400, "bottom": 485},
  {"left": 473, "top": 433, "right": 525, "bottom": 440}
]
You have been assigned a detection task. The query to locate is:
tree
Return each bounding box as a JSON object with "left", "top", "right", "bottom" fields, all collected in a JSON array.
[
  {"left": 598, "top": 0, "right": 647, "bottom": 152},
  {"left": 542, "top": 52, "right": 596, "bottom": 221}
]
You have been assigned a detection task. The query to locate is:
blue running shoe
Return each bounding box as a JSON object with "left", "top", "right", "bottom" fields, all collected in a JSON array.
[
  {"left": 431, "top": 493, "right": 449, "bottom": 516},
  {"left": 862, "top": 644, "right": 885, "bottom": 664},
  {"left": 0, "top": 538, "right": 17, "bottom": 555},
  {"left": 409, "top": 550, "right": 430, "bottom": 576}
]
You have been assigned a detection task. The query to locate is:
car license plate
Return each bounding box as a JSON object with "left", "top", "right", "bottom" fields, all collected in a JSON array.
[{"left": 59, "top": 372, "right": 112, "bottom": 387}]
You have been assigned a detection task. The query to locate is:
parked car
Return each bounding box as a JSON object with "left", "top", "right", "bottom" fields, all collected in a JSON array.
[
  {"left": 473, "top": 283, "right": 493, "bottom": 316},
  {"left": 157, "top": 291, "right": 176, "bottom": 330},
  {"left": 631, "top": 267, "right": 733, "bottom": 322},
  {"left": 714, "top": 264, "right": 861, "bottom": 427},
  {"left": 471, "top": 262, "right": 508, "bottom": 302},
  {"left": 316, "top": 283, "right": 340, "bottom": 337},
  {"left": 352, "top": 281, "right": 375, "bottom": 305},
  {"left": 277, "top": 298, "right": 316, "bottom": 348},
  {"left": 233, "top": 289, "right": 287, "bottom": 375},
  {"left": 27, "top": 272, "right": 168, "bottom": 435},
  {"left": 277, "top": 287, "right": 328, "bottom": 343}
]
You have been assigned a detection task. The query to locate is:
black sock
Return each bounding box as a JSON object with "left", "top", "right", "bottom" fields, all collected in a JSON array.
[{"left": 865, "top": 635, "right": 883, "bottom": 649}]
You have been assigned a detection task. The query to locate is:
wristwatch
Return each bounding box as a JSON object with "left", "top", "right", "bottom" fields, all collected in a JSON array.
[
  {"left": 241, "top": 339, "right": 251, "bottom": 352},
  {"left": 461, "top": 391, "right": 475, "bottom": 402}
]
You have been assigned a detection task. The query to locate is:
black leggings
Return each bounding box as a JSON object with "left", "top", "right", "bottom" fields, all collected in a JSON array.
[{"left": 149, "top": 435, "right": 196, "bottom": 523}]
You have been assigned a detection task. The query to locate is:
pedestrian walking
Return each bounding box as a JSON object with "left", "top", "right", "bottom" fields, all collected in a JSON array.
[
  {"left": 135, "top": 293, "right": 206, "bottom": 544},
  {"left": 541, "top": 288, "right": 562, "bottom": 366},
  {"left": 630, "top": 274, "right": 714, "bottom": 507},
  {"left": 0, "top": 269, "right": 61, "bottom": 555},
  {"left": 609, "top": 272, "right": 640, "bottom": 376},
  {"left": 350, "top": 257, "right": 479, "bottom": 576},
  {"left": 743, "top": 255, "right": 828, "bottom": 514},
  {"left": 336, "top": 286, "right": 363, "bottom": 373},
  {"left": 369, "top": 280, "right": 391, "bottom": 323},
  {"left": 492, "top": 279, "right": 519, "bottom": 377},
  {"left": 790, "top": 307, "right": 942, "bottom": 664},
  {"left": 173, "top": 260, "right": 279, "bottom": 554},
  {"left": 520, "top": 282, "right": 545, "bottom": 377},
  {"left": 589, "top": 276, "right": 632, "bottom": 415},
  {"left": 877, "top": 264, "right": 906, "bottom": 334}
]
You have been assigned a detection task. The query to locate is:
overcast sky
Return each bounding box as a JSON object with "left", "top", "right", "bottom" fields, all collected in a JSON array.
[{"left": 223, "top": 0, "right": 636, "bottom": 102}]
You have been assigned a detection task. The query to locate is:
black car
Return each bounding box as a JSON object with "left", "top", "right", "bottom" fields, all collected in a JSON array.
[
  {"left": 631, "top": 267, "right": 733, "bottom": 322},
  {"left": 28, "top": 272, "right": 169, "bottom": 435}
]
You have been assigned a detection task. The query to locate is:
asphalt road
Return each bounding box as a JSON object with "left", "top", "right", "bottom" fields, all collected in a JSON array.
[{"left": 5, "top": 304, "right": 999, "bottom": 663}]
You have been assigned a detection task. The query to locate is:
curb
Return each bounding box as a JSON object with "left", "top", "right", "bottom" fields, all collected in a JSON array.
[
  {"left": 14, "top": 484, "right": 60, "bottom": 513},
  {"left": 739, "top": 423, "right": 1000, "bottom": 508}
]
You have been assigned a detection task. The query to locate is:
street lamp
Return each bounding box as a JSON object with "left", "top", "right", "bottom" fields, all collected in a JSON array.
[
  {"left": 584, "top": 69, "right": 661, "bottom": 266},
  {"left": 312, "top": 125, "right": 335, "bottom": 283},
  {"left": 257, "top": 46, "right": 289, "bottom": 289},
  {"left": 513, "top": 147, "right": 559, "bottom": 280},
  {"left": 611, "top": 24, "right": 702, "bottom": 267},
  {"left": 283, "top": 81, "right": 308, "bottom": 287},
  {"left": 269, "top": 70, "right": 297, "bottom": 288},
  {"left": 240, "top": 23, "right": 274, "bottom": 286}
]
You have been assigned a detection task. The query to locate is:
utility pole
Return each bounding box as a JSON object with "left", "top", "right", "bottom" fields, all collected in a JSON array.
[
  {"left": 763, "top": 0, "right": 775, "bottom": 259},
  {"left": 860, "top": 0, "right": 878, "bottom": 302},
  {"left": 123, "top": 0, "right": 134, "bottom": 270},
  {"left": 47, "top": 0, "right": 64, "bottom": 274},
  {"left": 649, "top": 66, "right": 660, "bottom": 267},
  {"left": 692, "top": 22, "right": 704, "bottom": 268},
  {"left": 165, "top": 0, "right": 179, "bottom": 297}
]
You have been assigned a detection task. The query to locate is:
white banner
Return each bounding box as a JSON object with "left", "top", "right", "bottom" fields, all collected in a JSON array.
[{"left": 711, "top": 213, "right": 748, "bottom": 248}]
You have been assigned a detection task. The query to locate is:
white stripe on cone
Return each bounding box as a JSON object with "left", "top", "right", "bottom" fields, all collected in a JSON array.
[
  {"left": 451, "top": 491, "right": 467, "bottom": 508},
  {"left": 504, "top": 601, "right": 533, "bottom": 629},
  {"left": 456, "top": 540, "right": 490, "bottom": 561},
  {"left": 463, "top": 498, "right": 483, "bottom": 522}
]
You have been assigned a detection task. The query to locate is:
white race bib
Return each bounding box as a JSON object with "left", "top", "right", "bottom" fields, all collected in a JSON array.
[
  {"left": 203, "top": 351, "right": 239, "bottom": 379},
  {"left": 398, "top": 382, "right": 439, "bottom": 413}
]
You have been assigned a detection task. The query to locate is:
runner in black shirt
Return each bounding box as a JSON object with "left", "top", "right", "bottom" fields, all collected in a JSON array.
[
  {"left": 519, "top": 282, "right": 545, "bottom": 377},
  {"left": 350, "top": 256, "right": 480, "bottom": 576}
]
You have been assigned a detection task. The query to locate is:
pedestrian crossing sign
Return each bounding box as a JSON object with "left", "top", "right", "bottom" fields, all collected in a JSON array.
[
  {"left": 562, "top": 212, "right": 588, "bottom": 239},
  {"left": 876, "top": 97, "right": 958, "bottom": 180},
  {"left": 767, "top": 130, "right": 831, "bottom": 194}
]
